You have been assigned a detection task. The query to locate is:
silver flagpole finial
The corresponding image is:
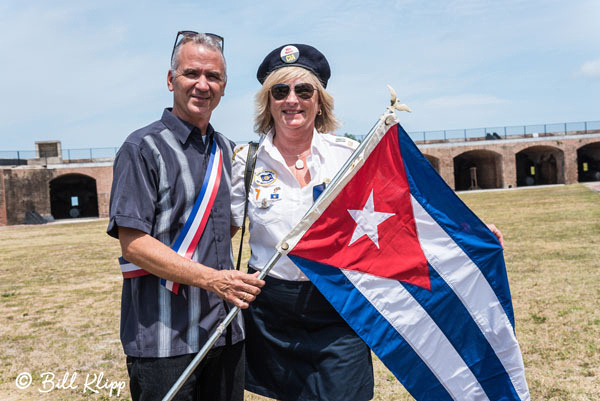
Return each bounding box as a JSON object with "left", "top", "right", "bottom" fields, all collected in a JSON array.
[{"left": 386, "top": 85, "right": 412, "bottom": 113}]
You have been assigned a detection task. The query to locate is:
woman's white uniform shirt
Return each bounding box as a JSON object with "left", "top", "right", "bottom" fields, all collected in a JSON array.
[{"left": 231, "top": 130, "right": 359, "bottom": 281}]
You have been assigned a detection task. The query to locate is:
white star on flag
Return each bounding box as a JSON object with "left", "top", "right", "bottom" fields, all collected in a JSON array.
[{"left": 347, "top": 189, "right": 395, "bottom": 249}]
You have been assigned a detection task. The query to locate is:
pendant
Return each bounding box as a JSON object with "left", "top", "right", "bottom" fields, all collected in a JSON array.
[{"left": 295, "top": 159, "right": 305, "bottom": 170}]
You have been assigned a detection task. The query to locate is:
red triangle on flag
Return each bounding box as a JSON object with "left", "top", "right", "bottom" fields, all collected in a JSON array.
[{"left": 289, "top": 126, "right": 431, "bottom": 290}]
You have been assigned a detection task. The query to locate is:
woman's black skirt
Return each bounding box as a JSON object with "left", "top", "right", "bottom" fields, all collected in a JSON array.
[{"left": 244, "top": 269, "right": 374, "bottom": 401}]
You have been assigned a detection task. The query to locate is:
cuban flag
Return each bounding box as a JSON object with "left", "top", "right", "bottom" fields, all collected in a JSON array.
[{"left": 278, "top": 117, "right": 530, "bottom": 400}]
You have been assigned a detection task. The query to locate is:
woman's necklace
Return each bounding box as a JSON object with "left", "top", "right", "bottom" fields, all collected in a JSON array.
[{"left": 279, "top": 148, "right": 311, "bottom": 170}]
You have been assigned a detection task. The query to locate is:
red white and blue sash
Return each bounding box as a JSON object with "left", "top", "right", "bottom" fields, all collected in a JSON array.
[{"left": 119, "top": 140, "right": 223, "bottom": 294}]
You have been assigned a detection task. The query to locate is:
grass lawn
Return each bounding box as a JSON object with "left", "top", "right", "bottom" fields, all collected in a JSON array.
[{"left": 0, "top": 184, "right": 598, "bottom": 400}]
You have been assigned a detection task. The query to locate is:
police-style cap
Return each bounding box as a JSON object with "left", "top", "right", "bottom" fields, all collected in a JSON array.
[{"left": 257, "top": 44, "right": 331, "bottom": 88}]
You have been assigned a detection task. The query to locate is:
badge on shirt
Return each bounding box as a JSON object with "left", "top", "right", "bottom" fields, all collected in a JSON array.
[
  {"left": 254, "top": 169, "right": 278, "bottom": 186},
  {"left": 270, "top": 186, "right": 281, "bottom": 200},
  {"left": 255, "top": 185, "right": 282, "bottom": 208},
  {"left": 313, "top": 182, "right": 327, "bottom": 201}
]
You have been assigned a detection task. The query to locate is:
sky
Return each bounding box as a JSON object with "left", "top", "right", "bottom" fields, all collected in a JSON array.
[{"left": 1, "top": 0, "right": 599, "bottom": 151}]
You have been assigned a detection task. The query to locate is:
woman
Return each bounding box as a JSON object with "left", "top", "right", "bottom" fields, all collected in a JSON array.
[{"left": 231, "top": 44, "right": 374, "bottom": 401}]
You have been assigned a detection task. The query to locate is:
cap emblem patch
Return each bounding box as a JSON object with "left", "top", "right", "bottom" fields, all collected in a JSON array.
[{"left": 280, "top": 45, "right": 300, "bottom": 64}]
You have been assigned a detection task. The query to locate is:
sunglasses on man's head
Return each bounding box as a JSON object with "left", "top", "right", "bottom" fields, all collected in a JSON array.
[
  {"left": 171, "top": 31, "right": 224, "bottom": 61},
  {"left": 270, "top": 83, "right": 316, "bottom": 101}
]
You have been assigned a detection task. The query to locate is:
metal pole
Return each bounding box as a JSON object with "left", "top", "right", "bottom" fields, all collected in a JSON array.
[
  {"left": 504, "top": 127, "right": 507, "bottom": 139},
  {"left": 162, "top": 251, "right": 283, "bottom": 401},
  {"left": 163, "top": 113, "right": 388, "bottom": 401},
  {"left": 17, "top": 151, "right": 20, "bottom": 163}
]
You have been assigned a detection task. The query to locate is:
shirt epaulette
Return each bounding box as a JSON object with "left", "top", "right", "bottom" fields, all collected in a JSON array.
[
  {"left": 232, "top": 143, "right": 249, "bottom": 162},
  {"left": 321, "top": 133, "right": 360, "bottom": 150}
]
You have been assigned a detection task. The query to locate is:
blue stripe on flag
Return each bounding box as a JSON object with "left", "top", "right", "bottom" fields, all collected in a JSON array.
[
  {"left": 401, "top": 264, "right": 520, "bottom": 400},
  {"left": 395, "top": 125, "right": 515, "bottom": 328},
  {"left": 288, "top": 254, "right": 454, "bottom": 401},
  {"left": 172, "top": 140, "right": 218, "bottom": 251}
]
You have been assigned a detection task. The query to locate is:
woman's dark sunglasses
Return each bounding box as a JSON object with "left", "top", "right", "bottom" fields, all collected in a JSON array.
[
  {"left": 171, "top": 31, "right": 224, "bottom": 61},
  {"left": 270, "top": 83, "right": 316, "bottom": 101}
]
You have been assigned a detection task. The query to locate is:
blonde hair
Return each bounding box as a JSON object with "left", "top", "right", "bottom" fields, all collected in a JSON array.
[{"left": 254, "top": 66, "right": 341, "bottom": 134}]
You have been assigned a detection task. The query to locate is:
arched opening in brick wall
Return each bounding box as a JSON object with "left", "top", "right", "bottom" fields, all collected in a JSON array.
[
  {"left": 50, "top": 174, "right": 99, "bottom": 219},
  {"left": 577, "top": 142, "right": 600, "bottom": 182},
  {"left": 515, "top": 146, "right": 564, "bottom": 187},
  {"left": 423, "top": 154, "right": 440, "bottom": 173},
  {"left": 453, "top": 150, "right": 503, "bottom": 191}
]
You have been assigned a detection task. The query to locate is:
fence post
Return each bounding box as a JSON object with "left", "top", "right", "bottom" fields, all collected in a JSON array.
[
  {"left": 544, "top": 124, "right": 547, "bottom": 134},
  {"left": 584, "top": 121, "right": 587, "bottom": 133},
  {"left": 564, "top": 123, "right": 567, "bottom": 135},
  {"left": 89, "top": 148, "right": 93, "bottom": 160},
  {"left": 17, "top": 151, "right": 20, "bottom": 163},
  {"left": 423, "top": 131, "right": 426, "bottom": 142},
  {"left": 504, "top": 127, "right": 507, "bottom": 139},
  {"left": 463, "top": 129, "right": 467, "bottom": 140},
  {"left": 443, "top": 130, "right": 447, "bottom": 140}
]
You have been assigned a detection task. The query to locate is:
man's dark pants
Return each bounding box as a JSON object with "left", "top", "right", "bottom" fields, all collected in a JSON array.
[{"left": 126, "top": 341, "right": 244, "bottom": 401}]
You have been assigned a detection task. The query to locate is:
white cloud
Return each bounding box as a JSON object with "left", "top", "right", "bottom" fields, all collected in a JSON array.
[{"left": 578, "top": 58, "right": 600, "bottom": 78}]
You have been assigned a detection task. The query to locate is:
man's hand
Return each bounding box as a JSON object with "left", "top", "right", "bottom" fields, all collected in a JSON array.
[
  {"left": 205, "top": 270, "right": 265, "bottom": 309},
  {"left": 118, "top": 226, "right": 264, "bottom": 308},
  {"left": 486, "top": 224, "right": 504, "bottom": 249}
]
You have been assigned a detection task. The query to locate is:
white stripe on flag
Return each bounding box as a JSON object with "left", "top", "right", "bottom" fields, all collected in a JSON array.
[
  {"left": 341, "top": 269, "right": 489, "bottom": 400},
  {"left": 120, "top": 262, "right": 140, "bottom": 273},
  {"left": 176, "top": 146, "right": 222, "bottom": 256},
  {"left": 410, "top": 196, "right": 530, "bottom": 400}
]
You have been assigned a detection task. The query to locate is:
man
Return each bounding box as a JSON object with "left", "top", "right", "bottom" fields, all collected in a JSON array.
[{"left": 107, "top": 32, "right": 264, "bottom": 401}]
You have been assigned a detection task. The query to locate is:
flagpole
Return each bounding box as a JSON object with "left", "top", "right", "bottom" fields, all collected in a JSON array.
[
  {"left": 277, "top": 86, "right": 411, "bottom": 253},
  {"left": 258, "top": 109, "right": 389, "bottom": 274},
  {"left": 161, "top": 250, "right": 283, "bottom": 401},
  {"left": 286, "top": 85, "right": 411, "bottom": 234},
  {"left": 160, "top": 116, "right": 384, "bottom": 400},
  {"left": 163, "top": 87, "right": 408, "bottom": 401}
]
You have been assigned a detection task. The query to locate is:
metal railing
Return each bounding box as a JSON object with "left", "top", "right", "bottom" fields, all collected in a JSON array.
[
  {"left": 1, "top": 120, "right": 599, "bottom": 162},
  {"left": 404, "top": 120, "right": 600, "bottom": 143},
  {"left": 0, "top": 147, "right": 119, "bottom": 163},
  {"left": 352, "top": 119, "right": 600, "bottom": 143}
]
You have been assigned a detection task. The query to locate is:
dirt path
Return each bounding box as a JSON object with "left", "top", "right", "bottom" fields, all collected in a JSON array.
[{"left": 584, "top": 182, "right": 600, "bottom": 192}]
